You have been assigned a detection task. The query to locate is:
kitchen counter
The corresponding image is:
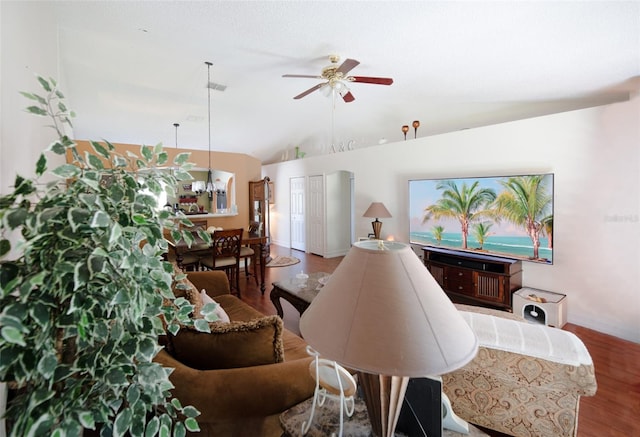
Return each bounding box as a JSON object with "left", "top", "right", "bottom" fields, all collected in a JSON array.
[{"left": 182, "top": 212, "right": 238, "bottom": 218}]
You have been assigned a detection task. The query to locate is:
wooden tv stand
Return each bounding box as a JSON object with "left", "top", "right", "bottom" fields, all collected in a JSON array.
[{"left": 422, "top": 246, "right": 522, "bottom": 310}]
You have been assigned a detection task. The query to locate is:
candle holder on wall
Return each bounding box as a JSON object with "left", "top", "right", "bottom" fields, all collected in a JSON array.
[
  {"left": 413, "top": 120, "right": 420, "bottom": 138},
  {"left": 402, "top": 125, "right": 409, "bottom": 140}
]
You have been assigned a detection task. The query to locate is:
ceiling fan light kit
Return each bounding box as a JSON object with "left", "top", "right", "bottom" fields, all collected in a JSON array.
[{"left": 283, "top": 54, "right": 393, "bottom": 103}]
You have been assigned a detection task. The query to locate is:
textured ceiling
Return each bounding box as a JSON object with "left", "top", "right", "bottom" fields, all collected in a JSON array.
[{"left": 47, "top": 1, "right": 640, "bottom": 164}]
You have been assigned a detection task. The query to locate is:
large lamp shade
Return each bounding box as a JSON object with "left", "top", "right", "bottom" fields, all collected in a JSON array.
[{"left": 300, "top": 240, "right": 478, "bottom": 436}]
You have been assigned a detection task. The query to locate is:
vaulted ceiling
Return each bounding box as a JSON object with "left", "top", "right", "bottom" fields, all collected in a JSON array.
[{"left": 45, "top": 1, "right": 639, "bottom": 164}]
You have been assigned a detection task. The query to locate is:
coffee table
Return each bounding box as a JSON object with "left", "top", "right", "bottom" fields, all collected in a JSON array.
[{"left": 270, "top": 272, "right": 330, "bottom": 317}]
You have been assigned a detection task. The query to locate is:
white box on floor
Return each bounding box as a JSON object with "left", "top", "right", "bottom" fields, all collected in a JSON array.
[{"left": 513, "top": 287, "right": 567, "bottom": 328}]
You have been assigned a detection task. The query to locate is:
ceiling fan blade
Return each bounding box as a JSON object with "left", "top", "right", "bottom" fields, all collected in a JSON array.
[
  {"left": 293, "top": 83, "right": 325, "bottom": 99},
  {"left": 341, "top": 91, "right": 355, "bottom": 103},
  {"left": 283, "top": 74, "right": 323, "bottom": 79},
  {"left": 336, "top": 58, "right": 360, "bottom": 75},
  {"left": 350, "top": 76, "right": 394, "bottom": 85}
]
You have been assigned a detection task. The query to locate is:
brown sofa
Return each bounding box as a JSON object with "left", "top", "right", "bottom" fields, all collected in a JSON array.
[{"left": 154, "top": 270, "right": 315, "bottom": 436}]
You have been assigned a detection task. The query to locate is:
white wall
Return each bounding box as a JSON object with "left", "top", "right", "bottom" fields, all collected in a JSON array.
[
  {"left": 264, "top": 96, "right": 640, "bottom": 343},
  {"left": 1, "top": 2, "right": 68, "bottom": 263},
  {"left": 1, "top": 3, "right": 65, "bottom": 434},
  {"left": 1, "top": 1, "right": 66, "bottom": 196}
]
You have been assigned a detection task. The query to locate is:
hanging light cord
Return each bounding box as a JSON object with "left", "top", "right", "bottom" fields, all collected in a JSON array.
[
  {"left": 204, "top": 62, "right": 215, "bottom": 198},
  {"left": 331, "top": 87, "right": 336, "bottom": 152},
  {"left": 206, "top": 61, "right": 212, "bottom": 171}
]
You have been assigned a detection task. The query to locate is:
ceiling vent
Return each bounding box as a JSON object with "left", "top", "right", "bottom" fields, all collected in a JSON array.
[{"left": 208, "top": 81, "right": 227, "bottom": 92}]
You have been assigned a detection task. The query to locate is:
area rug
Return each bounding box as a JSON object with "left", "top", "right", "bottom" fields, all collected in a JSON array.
[
  {"left": 280, "top": 394, "right": 489, "bottom": 437},
  {"left": 266, "top": 255, "right": 300, "bottom": 268}
]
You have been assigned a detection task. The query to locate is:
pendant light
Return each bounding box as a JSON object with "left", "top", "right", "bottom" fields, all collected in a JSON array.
[
  {"left": 205, "top": 61, "right": 214, "bottom": 199},
  {"left": 169, "top": 122, "right": 180, "bottom": 177},
  {"left": 174, "top": 122, "right": 180, "bottom": 149}
]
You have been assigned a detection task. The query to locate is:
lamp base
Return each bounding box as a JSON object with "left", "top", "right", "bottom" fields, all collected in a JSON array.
[
  {"left": 371, "top": 219, "right": 383, "bottom": 240},
  {"left": 357, "top": 372, "right": 409, "bottom": 437}
]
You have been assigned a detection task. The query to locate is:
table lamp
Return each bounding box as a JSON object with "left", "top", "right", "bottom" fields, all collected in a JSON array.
[
  {"left": 363, "top": 202, "right": 392, "bottom": 240},
  {"left": 300, "top": 240, "right": 478, "bottom": 437}
]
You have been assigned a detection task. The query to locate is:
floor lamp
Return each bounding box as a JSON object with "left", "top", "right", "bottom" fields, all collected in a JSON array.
[{"left": 300, "top": 240, "right": 478, "bottom": 437}]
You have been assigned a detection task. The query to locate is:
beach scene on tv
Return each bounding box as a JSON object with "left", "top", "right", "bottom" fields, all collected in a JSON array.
[{"left": 409, "top": 174, "right": 554, "bottom": 264}]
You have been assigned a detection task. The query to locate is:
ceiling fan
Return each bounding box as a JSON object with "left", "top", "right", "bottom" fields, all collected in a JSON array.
[{"left": 282, "top": 54, "right": 393, "bottom": 102}]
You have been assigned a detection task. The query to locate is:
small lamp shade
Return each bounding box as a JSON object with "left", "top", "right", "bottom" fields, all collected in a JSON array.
[{"left": 363, "top": 202, "right": 392, "bottom": 219}]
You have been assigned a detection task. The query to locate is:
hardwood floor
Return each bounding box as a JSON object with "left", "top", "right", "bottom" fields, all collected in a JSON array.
[{"left": 239, "top": 245, "right": 640, "bottom": 437}]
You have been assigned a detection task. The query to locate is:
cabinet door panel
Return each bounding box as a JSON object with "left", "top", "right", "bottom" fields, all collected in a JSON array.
[
  {"left": 475, "top": 272, "right": 504, "bottom": 302},
  {"left": 427, "top": 264, "right": 445, "bottom": 287}
]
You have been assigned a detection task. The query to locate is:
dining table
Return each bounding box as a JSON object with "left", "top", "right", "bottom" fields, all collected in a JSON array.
[{"left": 168, "top": 232, "right": 269, "bottom": 294}]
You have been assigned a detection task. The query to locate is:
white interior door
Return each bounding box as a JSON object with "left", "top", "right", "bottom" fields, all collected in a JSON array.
[
  {"left": 307, "top": 175, "right": 324, "bottom": 256},
  {"left": 290, "top": 177, "right": 306, "bottom": 251}
]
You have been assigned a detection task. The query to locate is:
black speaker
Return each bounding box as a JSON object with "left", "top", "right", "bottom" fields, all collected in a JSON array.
[{"left": 396, "top": 377, "right": 442, "bottom": 437}]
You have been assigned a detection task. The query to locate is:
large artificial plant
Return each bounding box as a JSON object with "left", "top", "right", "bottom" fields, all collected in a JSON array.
[{"left": 0, "top": 77, "right": 214, "bottom": 436}]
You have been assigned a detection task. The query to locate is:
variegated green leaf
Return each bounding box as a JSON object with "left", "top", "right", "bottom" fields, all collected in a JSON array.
[
  {"left": 86, "top": 152, "right": 104, "bottom": 169},
  {"left": 37, "top": 353, "right": 58, "bottom": 378},
  {"left": 48, "top": 141, "right": 67, "bottom": 155},
  {"left": 156, "top": 151, "right": 168, "bottom": 165},
  {"left": 37, "top": 75, "right": 52, "bottom": 91},
  {"left": 1, "top": 326, "right": 26, "bottom": 346},
  {"left": 0, "top": 239, "right": 10, "bottom": 257},
  {"left": 68, "top": 208, "right": 90, "bottom": 231},
  {"left": 91, "top": 210, "right": 110, "bottom": 228},
  {"left": 90, "top": 140, "right": 111, "bottom": 159},
  {"left": 4, "top": 207, "right": 27, "bottom": 229},
  {"left": 26, "top": 105, "right": 47, "bottom": 116},
  {"left": 141, "top": 145, "right": 153, "bottom": 162},
  {"left": 173, "top": 153, "right": 190, "bottom": 165},
  {"left": 35, "top": 153, "right": 47, "bottom": 176},
  {"left": 52, "top": 164, "right": 80, "bottom": 178},
  {"left": 78, "top": 412, "right": 95, "bottom": 429},
  {"left": 184, "top": 418, "right": 200, "bottom": 432},
  {"left": 193, "top": 319, "right": 210, "bottom": 333}
]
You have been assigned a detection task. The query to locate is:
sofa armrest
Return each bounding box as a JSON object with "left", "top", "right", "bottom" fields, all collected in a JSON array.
[
  {"left": 154, "top": 349, "right": 315, "bottom": 421},
  {"left": 186, "top": 271, "right": 230, "bottom": 297}
]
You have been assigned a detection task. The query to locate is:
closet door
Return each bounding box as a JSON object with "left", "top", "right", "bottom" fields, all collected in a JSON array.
[
  {"left": 290, "top": 177, "right": 306, "bottom": 252},
  {"left": 307, "top": 175, "right": 324, "bottom": 256}
]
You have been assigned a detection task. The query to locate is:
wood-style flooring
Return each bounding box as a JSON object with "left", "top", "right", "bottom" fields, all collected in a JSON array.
[{"left": 238, "top": 245, "right": 640, "bottom": 437}]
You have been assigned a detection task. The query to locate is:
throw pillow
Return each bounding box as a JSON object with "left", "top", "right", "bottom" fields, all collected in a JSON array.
[
  {"left": 168, "top": 315, "right": 285, "bottom": 370},
  {"left": 200, "top": 289, "right": 230, "bottom": 323}
]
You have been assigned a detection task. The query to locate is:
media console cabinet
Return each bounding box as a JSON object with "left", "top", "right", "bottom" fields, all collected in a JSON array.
[{"left": 422, "top": 246, "right": 522, "bottom": 310}]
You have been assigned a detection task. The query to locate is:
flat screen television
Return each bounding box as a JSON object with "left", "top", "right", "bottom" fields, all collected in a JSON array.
[{"left": 409, "top": 173, "right": 554, "bottom": 264}]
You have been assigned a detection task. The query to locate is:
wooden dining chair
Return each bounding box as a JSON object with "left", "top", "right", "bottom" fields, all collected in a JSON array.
[
  {"left": 175, "top": 221, "right": 211, "bottom": 271},
  {"left": 239, "top": 222, "right": 261, "bottom": 286},
  {"left": 200, "top": 228, "right": 244, "bottom": 296}
]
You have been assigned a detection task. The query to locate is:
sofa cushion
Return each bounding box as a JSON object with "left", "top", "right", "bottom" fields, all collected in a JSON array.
[{"left": 168, "top": 315, "right": 285, "bottom": 370}]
